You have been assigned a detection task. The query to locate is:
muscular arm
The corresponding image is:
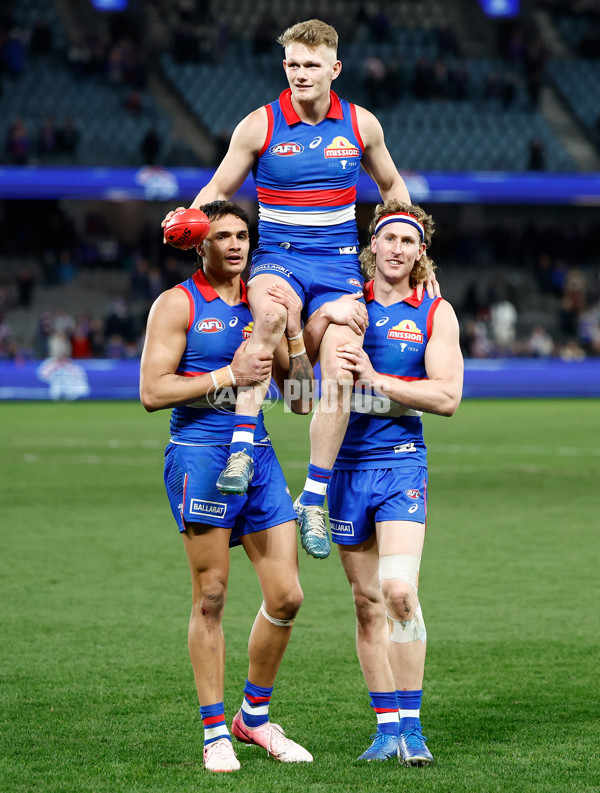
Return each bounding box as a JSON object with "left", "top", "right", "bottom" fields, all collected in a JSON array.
[
  {"left": 356, "top": 105, "right": 411, "bottom": 204},
  {"left": 139, "top": 288, "right": 212, "bottom": 411},
  {"left": 139, "top": 287, "right": 273, "bottom": 412},
  {"left": 338, "top": 300, "right": 464, "bottom": 417},
  {"left": 189, "top": 109, "right": 268, "bottom": 206}
]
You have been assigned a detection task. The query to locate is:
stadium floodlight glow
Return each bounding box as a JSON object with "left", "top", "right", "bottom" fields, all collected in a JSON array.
[
  {"left": 477, "top": 0, "right": 520, "bottom": 17},
  {"left": 89, "top": 0, "right": 128, "bottom": 10}
]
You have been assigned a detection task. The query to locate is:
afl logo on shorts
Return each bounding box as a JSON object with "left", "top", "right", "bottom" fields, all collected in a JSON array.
[
  {"left": 406, "top": 489, "right": 421, "bottom": 499},
  {"left": 270, "top": 142, "right": 304, "bottom": 156},
  {"left": 195, "top": 318, "right": 225, "bottom": 333}
]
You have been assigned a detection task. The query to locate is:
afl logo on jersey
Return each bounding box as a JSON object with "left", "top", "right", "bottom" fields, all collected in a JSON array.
[
  {"left": 324, "top": 136, "right": 360, "bottom": 158},
  {"left": 346, "top": 278, "right": 363, "bottom": 288},
  {"left": 270, "top": 142, "right": 304, "bottom": 156},
  {"left": 195, "top": 318, "right": 225, "bottom": 333},
  {"left": 388, "top": 319, "right": 424, "bottom": 344}
]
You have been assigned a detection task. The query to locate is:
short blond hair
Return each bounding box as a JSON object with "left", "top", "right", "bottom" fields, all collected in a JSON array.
[
  {"left": 277, "top": 19, "right": 338, "bottom": 53},
  {"left": 360, "top": 200, "right": 436, "bottom": 285}
]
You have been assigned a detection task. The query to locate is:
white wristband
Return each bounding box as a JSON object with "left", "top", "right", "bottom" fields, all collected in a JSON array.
[
  {"left": 227, "top": 365, "right": 236, "bottom": 387},
  {"left": 210, "top": 371, "right": 218, "bottom": 390}
]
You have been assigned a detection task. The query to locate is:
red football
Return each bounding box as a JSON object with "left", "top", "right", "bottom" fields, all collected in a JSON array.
[{"left": 164, "top": 208, "right": 211, "bottom": 250}]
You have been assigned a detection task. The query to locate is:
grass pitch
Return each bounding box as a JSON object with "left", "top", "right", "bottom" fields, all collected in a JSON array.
[{"left": 1, "top": 399, "right": 599, "bottom": 793}]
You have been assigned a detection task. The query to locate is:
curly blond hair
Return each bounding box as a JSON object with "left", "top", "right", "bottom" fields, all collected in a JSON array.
[
  {"left": 277, "top": 19, "right": 338, "bottom": 53},
  {"left": 360, "top": 200, "right": 436, "bottom": 285}
]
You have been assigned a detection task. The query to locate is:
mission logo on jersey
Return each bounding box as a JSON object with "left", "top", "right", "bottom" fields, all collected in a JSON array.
[
  {"left": 324, "top": 136, "right": 360, "bottom": 158},
  {"left": 242, "top": 321, "right": 254, "bottom": 339},
  {"left": 387, "top": 319, "right": 424, "bottom": 343}
]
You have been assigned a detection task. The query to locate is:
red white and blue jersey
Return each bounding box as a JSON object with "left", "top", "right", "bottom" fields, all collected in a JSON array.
[
  {"left": 335, "top": 281, "right": 443, "bottom": 470},
  {"left": 253, "top": 89, "right": 364, "bottom": 253},
  {"left": 169, "top": 269, "right": 269, "bottom": 445}
]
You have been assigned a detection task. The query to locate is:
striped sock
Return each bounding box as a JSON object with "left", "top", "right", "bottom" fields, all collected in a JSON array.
[
  {"left": 397, "top": 689, "right": 423, "bottom": 732},
  {"left": 300, "top": 463, "right": 332, "bottom": 508},
  {"left": 229, "top": 415, "right": 257, "bottom": 458},
  {"left": 241, "top": 679, "right": 273, "bottom": 729},
  {"left": 200, "top": 702, "right": 230, "bottom": 746},
  {"left": 369, "top": 691, "right": 400, "bottom": 736}
]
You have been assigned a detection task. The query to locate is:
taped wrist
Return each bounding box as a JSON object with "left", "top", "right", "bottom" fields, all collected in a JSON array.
[
  {"left": 287, "top": 332, "right": 306, "bottom": 358},
  {"left": 210, "top": 365, "right": 236, "bottom": 390}
]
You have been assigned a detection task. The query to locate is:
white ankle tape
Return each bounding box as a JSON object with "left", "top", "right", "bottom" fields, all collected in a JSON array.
[
  {"left": 260, "top": 602, "right": 295, "bottom": 628},
  {"left": 388, "top": 605, "right": 427, "bottom": 644}
]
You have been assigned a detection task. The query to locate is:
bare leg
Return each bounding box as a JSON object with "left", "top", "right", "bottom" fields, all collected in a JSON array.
[{"left": 181, "top": 523, "right": 232, "bottom": 706}]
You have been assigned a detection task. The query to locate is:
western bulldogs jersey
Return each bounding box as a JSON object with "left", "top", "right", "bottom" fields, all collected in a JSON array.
[
  {"left": 169, "top": 269, "right": 269, "bottom": 445},
  {"left": 253, "top": 89, "right": 364, "bottom": 253},
  {"left": 335, "top": 281, "right": 443, "bottom": 470}
]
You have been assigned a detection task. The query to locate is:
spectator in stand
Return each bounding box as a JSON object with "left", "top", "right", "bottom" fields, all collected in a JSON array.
[
  {"left": 490, "top": 295, "right": 518, "bottom": 353},
  {"left": 57, "top": 117, "right": 80, "bottom": 161},
  {"left": 526, "top": 325, "right": 554, "bottom": 357},
  {"left": 140, "top": 127, "right": 161, "bottom": 165},
  {"left": 30, "top": 19, "right": 54, "bottom": 55},
  {"left": 37, "top": 116, "right": 59, "bottom": 160},
  {"left": 5, "top": 117, "right": 30, "bottom": 164}
]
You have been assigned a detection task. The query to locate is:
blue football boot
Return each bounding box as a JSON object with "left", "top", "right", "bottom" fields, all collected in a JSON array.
[
  {"left": 216, "top": 451, "right": 254, "bottom": 495},
  {"left": 293, "top": 497, "right": 330, "bottom": 559},
  {"left": 358, "top": 731, "right": 400, "bottom": 761},
  {"left": 398, "top": 727, "right": 433, "bottom": 766}
]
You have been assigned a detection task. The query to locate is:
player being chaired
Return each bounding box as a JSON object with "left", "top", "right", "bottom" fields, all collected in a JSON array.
[
  {"left": 317, "top": 200, "right": 463, "bottom": 765},
  {"left": 163, "top": 19, "right": 438, "bottom": 560}
]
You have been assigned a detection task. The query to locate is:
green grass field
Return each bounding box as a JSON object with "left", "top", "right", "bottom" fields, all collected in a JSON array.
[{"left": 1, "top": 399, "right": 599, "bottom": 793}]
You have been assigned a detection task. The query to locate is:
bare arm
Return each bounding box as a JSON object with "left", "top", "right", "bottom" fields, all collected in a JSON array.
[
  {"left": 268, "top": 281, "right": 314, "bottom": 415},
  {"left": 139, "top": 287, "right": 273, "bottom": 412},
  {"left": 356, "top": 105, "right": 411, "bottom": 204},
  {"left": 337, "top": 300, "right": 463, "bottom": 416},
  {"left": 302, "top": 293, "right": 368, "bottom": 364},
  {"left": 190, "top": 108, "right": 268, "bottom": 207}
]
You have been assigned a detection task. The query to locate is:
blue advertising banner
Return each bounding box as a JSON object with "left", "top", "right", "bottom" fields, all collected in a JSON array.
[
  {"left": 1, "top": 358, "right": 599, "bottom": 401},
  {"left": 1, "top": 166, "right": 599, "bottom": 205}
]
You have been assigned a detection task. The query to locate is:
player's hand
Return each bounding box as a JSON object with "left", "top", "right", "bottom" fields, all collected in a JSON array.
[
  {"left": 161, "top": 206, "right": 187, "bottom": 243},
  {"left": 321, "top": 293, "right": 368, "bottom": 335},
  {"left": 336, "top": 342, "right": 376, "bottom": 384},
  {"left": 416, "top": 269, "right": 441, "bottom": 300},
  {"left": 230, "top": 340, "right": 273, "bottom": 385},
  {"left": 266, "top": 282, "right": 303, "bottom": 339}
]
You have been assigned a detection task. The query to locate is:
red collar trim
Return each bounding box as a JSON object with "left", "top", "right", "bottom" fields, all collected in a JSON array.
[
  {"left": 279, "top": 88, "right": 344, "bottom": 125},
  {"left": 192, "top": 269, "right": 248, "bottom": 304},
  {"left": 363, "top": 280, "right": 423, "bottom": 307}
]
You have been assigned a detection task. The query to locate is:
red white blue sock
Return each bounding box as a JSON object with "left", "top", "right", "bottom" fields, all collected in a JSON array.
[
  {"left": 397, "top": 689, "right": 423, "bottom": 732},
  {"left": 241, "top": 679, "right": 273, "bottom": 729},
  {"left": 229, "top": 415, "right": 257, "bottom": 458},
  {"left": 369, "top": 691, "right": 400, "bottom": 736},
  {"left": 300, "top": 463, "right": 332, "bottom": 508},
  {"left": 200, "top": 702, "right": 231, "bottom": 746}
]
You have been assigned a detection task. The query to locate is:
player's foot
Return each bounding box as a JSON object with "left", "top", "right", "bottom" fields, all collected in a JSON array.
[
  {"left": 203, "top": 738, "right": 240, "bottom": 772},
  {"left": 217, "top": 451, "right": 254, "bottom": 495},
  {"left": 357, "top": 731, "right": 400, "bottom": 761},
  {"left": 293, "top": 497, "right": 330, "bottom": 559},
  {"left": 231, "top": 711, "right": 313, "bottom": 762},
  {"left": 398, "top": 727, "right": 433, "bottom": 766}
]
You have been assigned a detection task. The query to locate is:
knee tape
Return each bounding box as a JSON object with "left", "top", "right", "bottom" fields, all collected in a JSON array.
[
  {"left": 260, "top": 602, "right": 295, "bottom": 628},
  {"left": 388, "top": 604, "right": 427, "bottom": 644},
  {"left": 379, "top": 553, "right": 421, "bottom": 594}
]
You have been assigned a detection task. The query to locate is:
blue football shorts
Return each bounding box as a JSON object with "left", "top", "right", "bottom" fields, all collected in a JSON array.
[
  {"left": 164, "top": 442, "right": 296, "bottom": 546},
  {"left": 328, "top": 466, "right": 428, "bottom": 546},
  {"left": 249, "top": 244, "right": 364, "bottom": 318}
]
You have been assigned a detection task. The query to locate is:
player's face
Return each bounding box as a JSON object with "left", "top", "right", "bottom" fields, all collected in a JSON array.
[
  {"left": 283, "top": 43, "right": 341, "bottom": 104},
  {"left": 197, "top": 215, "right": 250, "bottom": 279},
  {"left": 371, "top": 223, "right": 426, "bottom": 282}
]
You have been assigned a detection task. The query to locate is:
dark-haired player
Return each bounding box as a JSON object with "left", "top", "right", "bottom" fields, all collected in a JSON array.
[{"left": 141, "top": 201, "right": 314, "bottom": 772}]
